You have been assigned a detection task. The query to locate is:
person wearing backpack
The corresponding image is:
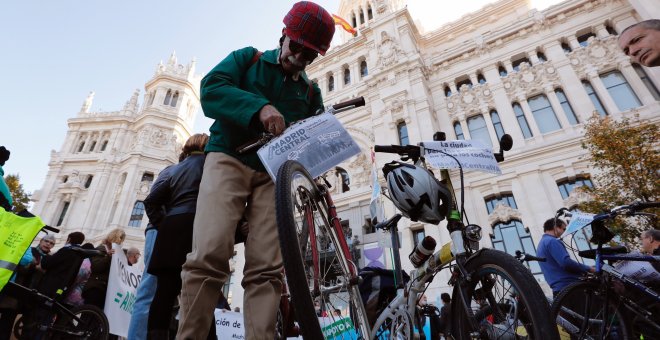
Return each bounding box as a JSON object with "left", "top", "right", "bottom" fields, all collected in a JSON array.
[{"left": 176, "top": 2, "right": 334, "bottom": 339}]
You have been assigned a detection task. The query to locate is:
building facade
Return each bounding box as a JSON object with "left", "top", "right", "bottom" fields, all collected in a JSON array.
[{"left": 32, "top": 0, "right": 659, "bottom": 308}]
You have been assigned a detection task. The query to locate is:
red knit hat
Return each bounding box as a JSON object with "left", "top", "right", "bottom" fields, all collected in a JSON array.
[{"left": 283, "top": 1, "right": 335, "bottom": 56}]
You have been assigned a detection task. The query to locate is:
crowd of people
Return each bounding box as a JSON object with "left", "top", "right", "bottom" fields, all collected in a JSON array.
[{"left": 0, "top": 5, "right": 659, "bottom": 340}]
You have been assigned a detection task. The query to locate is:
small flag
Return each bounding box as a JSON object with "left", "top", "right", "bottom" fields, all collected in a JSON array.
[{"left": 332, "top": 14, "right": 357, "bottom": 35}]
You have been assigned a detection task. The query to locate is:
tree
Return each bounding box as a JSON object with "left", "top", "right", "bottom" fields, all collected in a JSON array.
[
  {"left": 5, "top": 173, "right": 31, "bottom": 212},
  {"left": 578, "top": 114, "right": 659, "bottom": 244}
]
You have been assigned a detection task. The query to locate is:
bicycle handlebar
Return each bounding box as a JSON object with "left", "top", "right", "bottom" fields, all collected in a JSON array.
[
  {"left": 515, "top": 250, "right": 546, "bottom": 263},
  {"left": 331, "top": 97, "right": 365, "bottom": 111}
]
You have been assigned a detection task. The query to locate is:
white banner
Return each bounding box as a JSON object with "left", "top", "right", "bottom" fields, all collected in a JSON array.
[
  {"left": 104, "top": 243, "right": 143, "bottom": 337},
  {"left": 258, "top": 113, "right": 361, "bottom": 182},
  {"left": 421, "top": 140, "right": 501, "bottom": 175},
  {"left": 214, "top": 310, "right": 245, "bottom": 339},
  {"left": 562, "top": 211, "right": 596, "bottom": 238}
]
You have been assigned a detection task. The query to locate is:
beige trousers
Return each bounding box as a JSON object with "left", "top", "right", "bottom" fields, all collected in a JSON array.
[{"left": 176, "top": 153, "right": 283, "bottom": 339}]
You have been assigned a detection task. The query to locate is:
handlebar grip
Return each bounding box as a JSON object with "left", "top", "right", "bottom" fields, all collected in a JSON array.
[
  {"left": 635, "top": 201, "right": 660, "bottom": 210},
  {"left": 374, "top": 145, "right": 401, "bottom": 153},
  {"left": 43, "top": 225, "right": 60, "bottom": 233},
  {"left": 332, "top": 97, "right": 365, "bottom": 110},
  {"left": 526, "top": 254, "right": 546, "bottom": 262}
]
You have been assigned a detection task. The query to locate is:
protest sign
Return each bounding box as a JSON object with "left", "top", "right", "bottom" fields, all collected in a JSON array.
[
  {"left": 562, "top": 211, "right": 595, "bottom": 238},
  {"left": 421, "top": 140, "right": 501, "bottom": 175},
  {"left": 320, "top": 317, "right": 358, "bottom": 339},
  {"left": 104, "top": 243, "right": 143, "bottom": 337},
  {"left": 258, "top": 113, "right": 361, "bottom": 182},
  {"left": 214, "top": 310, "right": 245, "bottom": 339}
]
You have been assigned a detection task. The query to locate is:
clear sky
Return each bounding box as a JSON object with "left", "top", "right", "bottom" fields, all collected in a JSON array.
[{"left": 1, "top": 0, "right": 562, "bottom": 195}]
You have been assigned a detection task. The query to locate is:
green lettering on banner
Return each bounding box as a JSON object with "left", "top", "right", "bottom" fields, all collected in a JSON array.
[
  {"left": 118, "top": 290, "right": 136, "bottom": 313},
  {"left": 321, "top": 318, "right": 355, "bottom": 339}
]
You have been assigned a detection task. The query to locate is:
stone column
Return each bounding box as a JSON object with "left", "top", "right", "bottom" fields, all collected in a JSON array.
[
  {"left": 503, "top": 61, "right": 514, "bottom": 73},
  {"left": 619, "top": 61, "right": 655, "bottom": 106},
  {"left": 587, "top": 71, "right": 619, "bottom": 114},
  {"left": 469, "top": 74, "right": 479, "bottom": 87},
  {"left": 458, "top": 118, "right": 470, "bottom": 140},
  {"left": 518, "top": 97, "right": 542, "bottom": 137},
  {"left": 544, "top": 86, "right": 572, "bottom": 129},
  {"left": 449, "top": 82, "right": 458, "bottom": 95},
  {"left": 481, "top": 109, "right": 499, "bottom": 147},
  {"left": 594, "top": 24, "right": 609, "bottom": 39},
  {"left": 528, "top": 51, "right": 540, "bottom": 65},
  {"left": 568, "top": 36, "right": 580, "bottom": 50},
  {"left": 482, "top": 66, "right": 525, "bottom": 142}
]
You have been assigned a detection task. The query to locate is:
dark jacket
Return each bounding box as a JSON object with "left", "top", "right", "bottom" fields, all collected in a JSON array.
[
  {"left": 38, "top": 245, "right": 85, "bottom": 298},
  {"left": 144, "top": 163, "right": 176, "bottom": 233},
  {"left": 144, "top": 153, "right": 205, "bottom": 225},
  {"left": 201, "top": 47, "right": 323, "bottom": 171},
  {"left": 84, "top": 244, "right": 111, "bottom": 292}
]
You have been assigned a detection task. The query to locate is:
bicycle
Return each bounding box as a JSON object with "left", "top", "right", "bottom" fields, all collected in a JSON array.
[
  {"left": 1, "top": 222, "right": 110, "bottom": 340},
  {"left": 274, "top": 129, "right": 560, "bottom": 339},
  {"left": 550, "top": 201, "right": 660, "bottom": 339}
]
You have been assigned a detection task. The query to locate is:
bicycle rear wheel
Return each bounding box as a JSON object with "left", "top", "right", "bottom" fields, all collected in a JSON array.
[
  {"left": 451, "top": 249, "right": 559, "bottom": 339},
  {"left": 551, "top": 281, "right": 631, "bottom": 339},
  {"left": 276, "top": 160, "right": 370, "bottom": 339},
  {"left": 51, "top": 304, "right": 110, "bottom": 340}
]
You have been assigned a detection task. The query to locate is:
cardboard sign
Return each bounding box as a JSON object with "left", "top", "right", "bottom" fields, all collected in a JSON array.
[
  {"left": 258, "top": 113, "right": 361, "bottom": 182},
  {"left": 104, "top": 243, "right": 143, "bottom": 337},
  {"left": 421, "top": 140, "right": 501, "bottom": 175}
]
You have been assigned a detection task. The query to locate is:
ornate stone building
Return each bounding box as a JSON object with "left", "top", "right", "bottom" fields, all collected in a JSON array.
[
  {"left": 32, "top": 53, "right": 201, "bottom": 249},
  {"left": 31, "top": 0, "right": 659, "bottom": 308}
]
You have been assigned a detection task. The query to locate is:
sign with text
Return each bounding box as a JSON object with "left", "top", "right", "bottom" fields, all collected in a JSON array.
[
  {"left": 258, "top": 113, "right": 361, "bottom": 182},
  {"left": 421, "top": 140, "right": 501, "bottom": 175},
  {"left": 562, "top": 211, "right": 596, "bottom": 238},
  {"left": 214, "top": 310, "right": 245, "bottom": 339},
  {"left": 104, "top": 243, "right": 143, "bottom": 337}
]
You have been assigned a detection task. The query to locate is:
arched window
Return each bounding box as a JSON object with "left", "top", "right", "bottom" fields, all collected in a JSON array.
[
  {"left": 336, "top": 167, "right": 350, "bottom": 192},
  {"left": 555, "top": 89, "right": 578, "bottom": 125},
  {"left": 561, "top": 41, "right": 572, "bottom": 54},
  {"left": 56, "top": 202, "right": 70, "bottom": 227},
  {"left": 84, "top": 175, "right": 93, "bottom": 189},
  {"left": 528, "top": 94, "right": 561, "bottom": 133},
  {"left": 455, "top": 78, "right": 472, "bottom": 91},
  {"left": 606, "top": 24, "right": 617, "bottom": 36},
  {"left": 444, "top": 86, "right": 452, "bottom": 97},
  {"left": 89, "top": 141, "right": 97, "bottom": 152},
  {"left": 164, "top": 89, "right": 172, "bottom": 106},
  {"left": 171, "top": 91, "right": 179, "bottom": 107},
  {"left": 536, "top": 51, "right": 547, "bottom": 63},
  {"left": 148, "top": 91, "right": 155, "bottom": 105},
  {"left": 577, "top": 32, "right": 596, "bottom": 47},
  {"left": 344, "top": 68, "right": 351, "bottom": 85},
  {"left": 77, "top": 142, "right": 85, "bottom": 153},
  {"left": 397, "top": 122, "right": 409, "bottom": 146},
  {"left": 62, "top": 176, "right": 68, "bottom": 183},
  {"left": 498, "top": 65, "right": 508, "bottom": 77},
  {"left": 491, "top": 220, "right": 542, "bottom": 278},
  {"left": 453, "top": 122, "right": 464, "bottom": 140},
  {"left": 359, "top": 8, "right": 364, "bottom": 24},
  {"left": 600, "top": 71, "right": 641, "bottom": 111},
  {"left": 351, "top": 13, "right": 357, "bottom": 28},
  {"left": 490, "top": 110, "right": 505, "bottom": 140},
  {"left": 100, "top": 140, "right": 109, "bottom": 151},
  {"left": 360, "top": 60, "right": 368, "bottom": 77},
  {"left": 557, "top": 176, "right": 593, "bottom": 200},
  {"left": 328, "top": 75, "right": 335, "bottom": 92},
  {"left": 511, "top": 57, "right": 531, "bottom": 72},
  {"left": 634, "top": 65, "right": 660, "bottom": 100},
  {"left": 367, "top": 5, "right": 373, "bottom": 20},
  {"left": 485, "top": 194, "right": 517, "bottom": 213},
  {"left": 128, "top": 201, "right": 146, "bottom": 228},
  {"left": 582, "top": 80, "right": 608, "bottom": 116},
  {"left": 142, "top": 172, "right": 155, "bottom": 183},
  {"left": 512, "top": 103, "right": 533, "bottom": 138},
  {"left": 477, "top": 73, "right": 486, "bottom": 85},
  {"left": 467, "top": 115, "right": 492, "bottom": 147}
]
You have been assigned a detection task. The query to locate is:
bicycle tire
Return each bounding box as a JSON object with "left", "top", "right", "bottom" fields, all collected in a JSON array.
[
  {"left": 450, "top": 249, "right": 559, "bottom": 339},
  {"left": 51, "top": 304, "right": 110, "bottom": 340},
  {"left": 276, "top": 160, "right": 370, "bottom": 339},
  {"left": 551, "top": 280, "right": 631, "bottom": 340}
]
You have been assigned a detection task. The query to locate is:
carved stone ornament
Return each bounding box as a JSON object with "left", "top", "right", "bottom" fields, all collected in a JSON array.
[
  {"left": 445, "top": 83, "right": 494, "bottom": 119},
  {"left": 348, "top": 152, "right": 370, "bottom": 187},
  {"left": 568, "top": 36, "right": 624, "bottom": 78},
  {"left": 487, "top": 204, "right": 523, "bottom": 226},
  {"left": 563, "top": 187, "right": 592, "bottom": 209},
  {"left": 377, "top": 31, "right": 403, "bottom": 68},
  {"left": 502, "top": 61, "right": 560, "bottom": 98}
]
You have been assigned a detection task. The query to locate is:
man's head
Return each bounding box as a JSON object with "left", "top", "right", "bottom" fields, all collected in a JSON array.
[
  {"left": 39, "top": 234, "right": 56, "bottom": 253},
  {"left": 543, "top": 217, "right": 567, "bottom": 238},
  {"left": 641, "top": 229, "right": 660, "bottom": 254},
  {"left": 441, "top": 292, "right": 451, "bottom": 305},
  {"left": 126, "top": 247, "right": 141, "bottom": 265},
  {"left": 333, "top": 309, "right": 341, "bottom": 317},
  {"left": 0, "top": 146, "right": 9, "bottom": 166},
  {"left": 66, "top": 231, "right": 85, "bottom": 245},
  {"left": 182, "top": 133, "right": 209, "bottom": 159},
  {"left": 618, "top": 19, "right": 660, "bottom": 67},
  {"left": 280, "top": 1, "right": 335, "bottom": 75}
]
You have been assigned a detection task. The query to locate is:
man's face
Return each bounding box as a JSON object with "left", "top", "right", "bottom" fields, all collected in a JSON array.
[
  {"left": 554, "top": 222, "right": 567, "bottom": 238},
  {"left": 128, "top": 251, "right": 141, "bottom": 265},
  {"left": 619, "top": 26, "right": 660, "bottom": 67},
  {"left": 39, "top": 239, "right": 55, "bottom": 253},
  {"left": 280, "top": 35, "right": 319, "bottom": 75},
  {"left": 641, "top": 234, "right": 658, "bottom": 254}
]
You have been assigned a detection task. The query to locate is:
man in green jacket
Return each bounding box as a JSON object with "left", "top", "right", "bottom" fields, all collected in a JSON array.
[{"left": 176, "top": 2, "right": 335, "bottom": 339}]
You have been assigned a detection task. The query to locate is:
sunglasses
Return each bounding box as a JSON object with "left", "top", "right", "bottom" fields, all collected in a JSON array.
[{"left": 288, "top": 39, "right": 319, "bottom": 61}]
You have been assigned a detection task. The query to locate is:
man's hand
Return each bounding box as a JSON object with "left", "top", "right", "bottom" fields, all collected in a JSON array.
[{"left": 259, "top": 105, "right": 286, "bottom": 135}]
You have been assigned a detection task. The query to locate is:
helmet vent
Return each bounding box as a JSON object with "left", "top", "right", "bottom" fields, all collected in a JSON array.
[{"left": 401, "top": 170, "right": 415, "bottom": 187}]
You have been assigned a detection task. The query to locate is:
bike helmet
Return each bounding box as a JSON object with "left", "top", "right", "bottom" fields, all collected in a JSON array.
[
  {"left": 383, "top": 162, "right": 453, "bottom": 224},
  {"left": 283, "top": 1, "right": 335, "bottom": 55}
]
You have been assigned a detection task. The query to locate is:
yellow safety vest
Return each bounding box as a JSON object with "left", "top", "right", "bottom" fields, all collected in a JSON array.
[{"left": 0, "top": 207, "right": 45, "bottom": 292}]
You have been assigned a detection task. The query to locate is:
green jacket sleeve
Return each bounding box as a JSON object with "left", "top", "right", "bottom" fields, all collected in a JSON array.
[
  {"left": 309, "top": 82, "right": 324, "bottom": 115},
  {"left": 0, "top": 166, "right": 13, "bottom": 210},
  {"left": 200, "top": 47, "right": 270, "bottom": 128}
]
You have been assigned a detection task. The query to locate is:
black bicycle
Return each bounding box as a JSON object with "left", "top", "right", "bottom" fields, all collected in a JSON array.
[{"left": 550, "top": 201, "right": 660, "bottom": 340}]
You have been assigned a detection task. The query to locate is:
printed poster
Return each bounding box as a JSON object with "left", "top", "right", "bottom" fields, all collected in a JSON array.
[
  {"left": 104, "top": 243, "right": 143, "bottom": 337},
  {"left": 258, "top": 113, "right": 361, "bottom": 182},
  {"left": 421, "top": 140, "right": 501, "bottom": 175}
]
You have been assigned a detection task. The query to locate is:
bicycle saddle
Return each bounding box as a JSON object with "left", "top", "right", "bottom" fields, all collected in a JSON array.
[{"left": 578, "top": 246, "right": 628, "bottom": 259}]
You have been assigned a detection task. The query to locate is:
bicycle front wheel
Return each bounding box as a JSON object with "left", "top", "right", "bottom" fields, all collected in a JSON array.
[
  {"left": 551, "top": 280, "right": 631, "bottom": 339},
  {"left": 451, "top": 249, "right": 559, "bottom": 339},
  {"left": 51, "top": 304, "right": 110, "bottom": 340},
  {"left": 276, "top": 160, "right": 370, "bottom": 339}
]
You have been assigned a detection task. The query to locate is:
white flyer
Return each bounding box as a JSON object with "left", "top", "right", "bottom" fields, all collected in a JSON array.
[
  {"left": 258, "top": 113, "right": 361, "bottom": 181},
  {"left": 421, "top": 140, "right": 502, "bottom": 175}
]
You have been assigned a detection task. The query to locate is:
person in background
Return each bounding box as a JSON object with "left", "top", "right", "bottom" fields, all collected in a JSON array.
[
  {"left": 618, "top": 19, "right": 660, "bottom": 67},
  {"left": 438, "top": 293, "right": 451, "bottom": 339},
  {"left": 127, "top": 161, "right": 178, "bottom": 340},
  {"left": 63, "top": 242, "right": 95, "bottom": 307},
  {"left": 83, "top": 228, "right": 126, "bottom": 309},
  {"left": 126, "top": 247, "right": 141, "bottom": 266},
  {"left": 176, "top": 2, "right": 334, "bottom": 338},
  {"left": 144, "top": 133, "right": 209, "bottom": 339},
  {"left": 536, "top": 218, "right": 594, "bottom": 297}
]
